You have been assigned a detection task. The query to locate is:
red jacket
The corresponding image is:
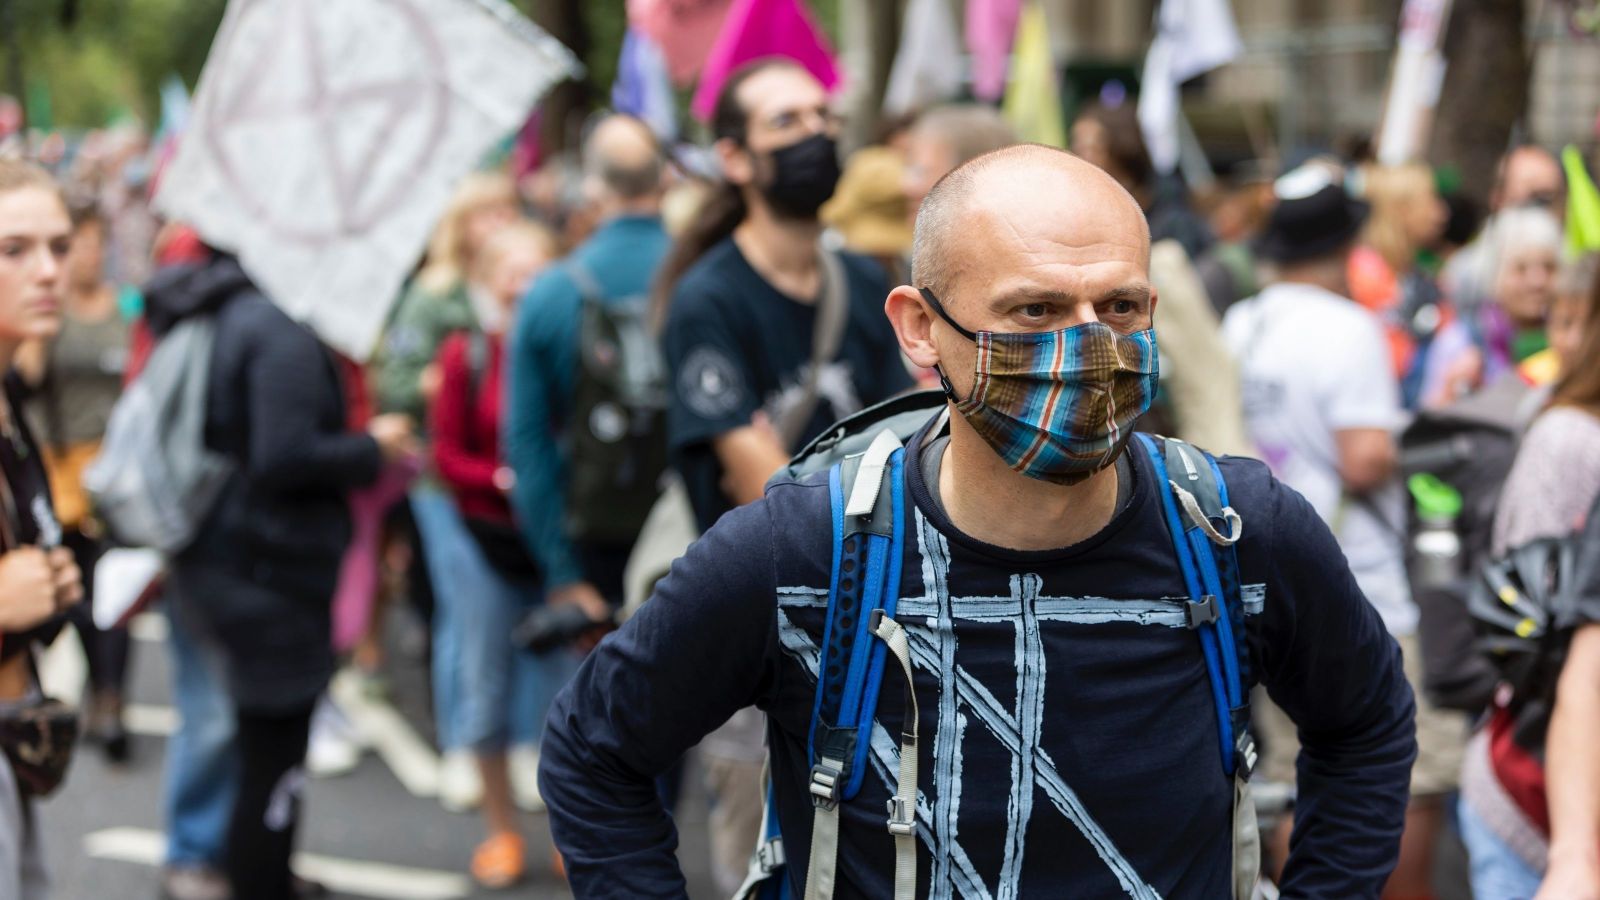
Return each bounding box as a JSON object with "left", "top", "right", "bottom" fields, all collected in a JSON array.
[{"left": 430, "top": 330, "right": 513, "bottom": 525}]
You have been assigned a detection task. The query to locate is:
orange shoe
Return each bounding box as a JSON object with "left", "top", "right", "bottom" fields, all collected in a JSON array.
[{"left": 470, "top": 833, "right": 526, "bottom": 890}]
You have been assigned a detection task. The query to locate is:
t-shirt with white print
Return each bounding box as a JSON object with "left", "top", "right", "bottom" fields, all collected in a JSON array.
[{"left": 1222, "top": 280, "right": 1416, "bottom": 636}]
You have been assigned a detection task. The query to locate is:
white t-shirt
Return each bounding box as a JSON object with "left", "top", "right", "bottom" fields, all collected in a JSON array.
[{"left": 1222, "top": 282, "right": 1416, "bottom": 636}]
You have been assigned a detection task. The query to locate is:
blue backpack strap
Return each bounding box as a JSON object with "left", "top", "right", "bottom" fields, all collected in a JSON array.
[
  {"left": 1134, "top": 434, "right": 1256, "bottom": 778},
  {"left": 808, "top": 429, "right": 906, "bottom": 803},
  {"left": 734, "top": 773, "right": 791, "bottom": 900},
  {"left": 800, "top": 430, "right": 908, "bottom": 900}
]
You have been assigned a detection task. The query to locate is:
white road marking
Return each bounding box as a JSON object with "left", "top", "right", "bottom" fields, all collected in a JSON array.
[
  {"left": 330, "top": 669, "right": 442, "bottom": 798},
  {"left": 129, "top": 608, "right": 443, "bottom": 800},
  {"left": 123, "top": 703, "right": 179, "bottom": 737},
  {"left": 129, "top": 611, "right": 169, "bottom": 644},
  {"left": 83, "top": 827, "right": 472, "bottom": 900}
]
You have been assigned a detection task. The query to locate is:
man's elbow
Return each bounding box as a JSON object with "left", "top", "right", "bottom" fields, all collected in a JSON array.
[{"left": 1339, "top": 451, "right": 1397, "bottom": 495}]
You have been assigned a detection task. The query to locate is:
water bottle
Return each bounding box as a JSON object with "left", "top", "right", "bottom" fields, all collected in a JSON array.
[{"left": 1408, "top": 474, "right": 1464, "bottom": 590}]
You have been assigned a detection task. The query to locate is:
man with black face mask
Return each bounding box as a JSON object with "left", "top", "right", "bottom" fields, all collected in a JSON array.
[
  {"left": 544, "top": 144, "right": 1416, "bottom": 898},
  {"left": 654, "top": 58, "right": 914, "bottom": 536},
  {"left": 639, "top": 58, "right": 914, "bottom": 895}
]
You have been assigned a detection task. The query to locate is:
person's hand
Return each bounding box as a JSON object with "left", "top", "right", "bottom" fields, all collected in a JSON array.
[
  {"left": 1437, "top": 347, "right": 1484, "bottom": 405},
  {"left": 418, "top": 364, "right": 443, "bottom": 405},
  {"left": 547, "top": 581, "right": 611, "bottom": 624},
  {"left": 547, "top": 581, "right": 614, "bottom": 652},
  {"left": 368, "top": 414, "right": 418, "bottom": 462},
  {"left": 0, "top": 547, "right": 64, "bottom": 631},
  {"left": 47, "top": 546, "right": 82, "bottom": 611},
  {"left": 1535, "top": 851, "right": 1600, "bottom": 900}
]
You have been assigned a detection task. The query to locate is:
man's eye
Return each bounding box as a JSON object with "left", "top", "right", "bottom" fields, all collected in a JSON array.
[
  {"left": 1021, "top": 303, "right": 1048, "bottom": 319},
  {"left": 1110, "top": 300, "right": 1138, "bottom": 315}
]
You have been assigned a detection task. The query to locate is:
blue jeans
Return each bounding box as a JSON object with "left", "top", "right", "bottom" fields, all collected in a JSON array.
[
  {"left": 162, "top": 587, "right": 239, "bottom": 867},
  {"left": 1460, "top": 801, "right": 1544, "bottom": 900},
  {"left": 447, "top": 530, "right": 574, "bottom": 750},
  {"left": 411, "top": 487, "right": 475, "bottom": 752}
]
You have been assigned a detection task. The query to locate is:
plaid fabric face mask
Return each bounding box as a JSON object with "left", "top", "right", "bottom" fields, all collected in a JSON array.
[{"left": 920, "top": 287, "right": 1159, "bottom": 485}]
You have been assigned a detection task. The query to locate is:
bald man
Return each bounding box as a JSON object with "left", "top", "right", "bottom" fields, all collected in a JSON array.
[
  {"left": 541, "top": 145, "right": 1415, "bottom": 898},
  {"left": 505, "top": 113, "right": 671, "bottom": 622}
]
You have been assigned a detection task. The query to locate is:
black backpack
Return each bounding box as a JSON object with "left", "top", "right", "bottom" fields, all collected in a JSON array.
[
  {"left": 1400, "top": 373, "right": 1542, "bottom": 713},
  {"left": 563, "top": 262, "right": 669, "bottom": 544}
]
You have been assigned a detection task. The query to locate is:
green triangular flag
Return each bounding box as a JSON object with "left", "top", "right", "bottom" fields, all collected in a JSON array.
[{"left": 1562, "top": 144, "right": 1600, "bottom": 255}]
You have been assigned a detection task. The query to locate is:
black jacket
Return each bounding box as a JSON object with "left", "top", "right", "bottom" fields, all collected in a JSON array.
[{"left": 145, "top": 256, "right": 381, "bottom": 710}]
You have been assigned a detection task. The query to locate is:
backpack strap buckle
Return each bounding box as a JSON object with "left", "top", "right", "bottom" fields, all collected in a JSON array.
[
  {"left": 756, "top": 835, "right": 785, "bottom": 872},
  {"left": 809, "top": 758, "right": 845, "bottom": 811},
  {"left": 1186, "top": 595, "right": 1221, "bottom": 629},
  {"left": 1234, "top": 730, "right": 1258, "bottom": 779},
  {"left": 886, "top": 796, "right": 915, "bottom": 836}
]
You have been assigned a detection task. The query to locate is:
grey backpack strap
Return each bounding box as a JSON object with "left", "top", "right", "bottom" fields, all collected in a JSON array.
[
  {"left": 566, "top": 260, "right": 605, "bottom": 306},
  {"left": 774, "top": 247, "right": 851, "bottom": 450}
]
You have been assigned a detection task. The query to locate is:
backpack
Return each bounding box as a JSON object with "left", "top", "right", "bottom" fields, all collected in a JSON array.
[
  {"left": 737, "top": 392, "right": 1259, "bottom": 900},
  {"left": 82, "top": 316, "right": 235, "bottom": 555},
  {"left": 563, "top": 262, "right": 669, "bottom": 544},
  {"left": 1464, "top": 497, "right": 1600, "bottom": 838},
  {"left": 1399, "top": 373, "right": 1543, "bottom": 713}
]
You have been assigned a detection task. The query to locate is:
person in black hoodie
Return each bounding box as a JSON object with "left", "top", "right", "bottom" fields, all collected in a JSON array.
[{"left": 143, "top": 252, "right": 415, "bottom": 900}]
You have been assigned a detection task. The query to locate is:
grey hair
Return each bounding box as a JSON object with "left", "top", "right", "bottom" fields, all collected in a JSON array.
[
  {"left": 1485, "top": 205, "right": 1563, "bottom": 281},
  {"left": 911, "top": 104, "right": 1017, "bottom": 173}
]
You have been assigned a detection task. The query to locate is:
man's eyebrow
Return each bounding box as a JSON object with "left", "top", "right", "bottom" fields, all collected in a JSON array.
[
  {"left": 986, "top": 285, "right": 1151, "bottom": 311},
  {"left": 1098, "top": 285, "right": 1152, "bottom": 304}
]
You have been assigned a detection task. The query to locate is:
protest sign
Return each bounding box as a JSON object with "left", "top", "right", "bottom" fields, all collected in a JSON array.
[{"left": 156, "top": 0, "right": 578, "bottom": 360}]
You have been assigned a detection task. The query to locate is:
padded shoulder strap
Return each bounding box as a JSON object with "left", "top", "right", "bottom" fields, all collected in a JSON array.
[
  {"left": 1135, "top": 434, "right": 1256, "bottom": 778},
  {"left": 565, "top": 260, "right": 605, "bottom": 306}
]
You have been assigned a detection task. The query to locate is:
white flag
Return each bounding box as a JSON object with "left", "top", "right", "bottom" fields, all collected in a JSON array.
[
  {"left": 883, "top": 0, "right": 964, "bottom": 116},
  {"left": 155, "top": 0, "right": 579, "bottom": 361},
  {"left": 1138, "top": 0, "right": 1241, "bottom": 174}
]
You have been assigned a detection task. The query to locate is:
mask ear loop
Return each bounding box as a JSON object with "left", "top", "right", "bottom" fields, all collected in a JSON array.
[{"left": 917, "top": 287, "right": 978, "bottom": 405}]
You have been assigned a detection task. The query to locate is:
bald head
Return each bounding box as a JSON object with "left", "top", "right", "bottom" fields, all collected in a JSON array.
[
  {"left": 886, "top": 145, "right": 1158, "bottom": 427},
  {"left": 584, "top": 114, "right": 664, "bottom": 202},
  {"left": 912, "top": 144, "right": 1149, "bottom": 300}
]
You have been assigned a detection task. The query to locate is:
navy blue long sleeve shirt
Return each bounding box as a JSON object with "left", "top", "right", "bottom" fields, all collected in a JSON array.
[{"left": 540, "top": 416, "right": 1417, "bottom": 898}]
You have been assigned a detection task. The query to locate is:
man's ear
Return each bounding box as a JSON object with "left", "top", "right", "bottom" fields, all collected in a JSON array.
[
  {"left": 885, "top": 285, "right": 940, "bottom": 369},
  {"left": 1147, "top": 284, "right": 1159, "bottom": 329},
  {"left": 716, "top": 137, "right": 753, "bottom": 188}
]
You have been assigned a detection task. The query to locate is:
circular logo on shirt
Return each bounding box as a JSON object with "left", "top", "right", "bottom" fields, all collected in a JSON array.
[
  {"left": 678, "top": 346, "right": 745, "bottom": 420},
  {"left": 588, "top": 402, "right": 627, "bottom": 444}
]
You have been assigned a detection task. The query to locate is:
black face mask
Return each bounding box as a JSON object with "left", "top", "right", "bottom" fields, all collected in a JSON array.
[{"left": 757, "top": 132, "right": 841, "bottom": 220}]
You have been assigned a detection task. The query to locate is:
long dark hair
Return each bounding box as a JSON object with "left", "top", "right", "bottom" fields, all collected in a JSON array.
[{"left": 650, "top": 57, "right": 804, "bottom": 330}]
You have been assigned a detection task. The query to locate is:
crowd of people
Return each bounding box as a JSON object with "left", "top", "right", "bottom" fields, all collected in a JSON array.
[{"left": 0, "top": 52, "right": 1595, "bottom": 900}]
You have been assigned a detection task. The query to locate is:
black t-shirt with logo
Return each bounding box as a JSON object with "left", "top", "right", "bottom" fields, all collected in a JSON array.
[{"left": 662, "top": 237, "right": 913, "bottom": 532}]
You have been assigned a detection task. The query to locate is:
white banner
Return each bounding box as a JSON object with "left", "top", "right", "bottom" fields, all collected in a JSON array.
[
  {"left": 1376, "top": 0, "right": 1455, "bottom": 165},
  {"left": 1138, "top": 0, "right": 1241, "bottom": 175},
  {"left": 155, "top": 0, "right": 579, "bottom": 361}
]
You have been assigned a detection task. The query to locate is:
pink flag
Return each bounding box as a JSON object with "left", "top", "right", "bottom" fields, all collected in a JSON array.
[
  {"left": 629, "top": 0, "right": 735, "bottom": 88},
  {"left": 966, "top": 0, "right": 1022, "bottom": 103},
  {"left": 689, "top": 0, "right": 841, "bottom": 122}
]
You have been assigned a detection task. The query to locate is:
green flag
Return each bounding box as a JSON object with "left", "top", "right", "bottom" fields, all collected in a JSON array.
[{"left": 1562, "top": 144, "right": 1600, "bottom": 255}]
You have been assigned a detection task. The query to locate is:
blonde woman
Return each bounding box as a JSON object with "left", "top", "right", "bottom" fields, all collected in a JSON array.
[
  {"left": 1347, "top": 163, "right": 1449, "bottom": 404},
  {"left": 374, "top": 170, "right": 522, "bottom": 811}
]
